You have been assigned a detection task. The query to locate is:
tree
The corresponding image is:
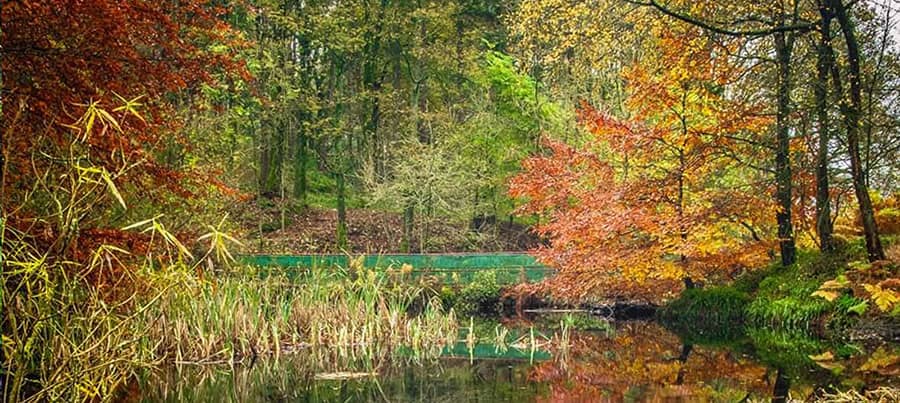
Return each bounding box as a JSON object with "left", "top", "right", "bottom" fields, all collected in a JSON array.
[
  {"left": 2, "top": 0, "right": 245, "bottom": 255},
  {"left": 510, "top": 27, "right": 773, "bottom": 300},
  {"left": 827, "top": 0, "right": 886, "bottom": 261},
  {"left": 814, "top": 0, "right": 837, "bottom": 251}
]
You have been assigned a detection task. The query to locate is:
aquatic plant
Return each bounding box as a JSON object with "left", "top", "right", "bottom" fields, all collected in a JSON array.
[{"left": 141, "top": 265, "right": 458, "bottom": 366}]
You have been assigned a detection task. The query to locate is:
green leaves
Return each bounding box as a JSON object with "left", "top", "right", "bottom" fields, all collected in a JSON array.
[
  {"left": 196, "top": 215, "right": 244, "bottom": 266},
  {"left": 123, "top": 215, "right": 193, "bottom": 262},
  {"left": 847, "top": 301, "right": 869, "bottom": 316}
]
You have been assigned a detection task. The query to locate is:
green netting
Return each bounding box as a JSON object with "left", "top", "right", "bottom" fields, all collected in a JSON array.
[{"left": 237, "top": 253, "right": 554, "bottom": 284}]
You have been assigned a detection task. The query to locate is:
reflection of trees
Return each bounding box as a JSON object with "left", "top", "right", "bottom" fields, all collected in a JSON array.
[
  {"left": 137, "top": 354, "right": 548, "bottom": 402},
  {"left": 529, "top": 322, "right": 772, "bottom": 401}
]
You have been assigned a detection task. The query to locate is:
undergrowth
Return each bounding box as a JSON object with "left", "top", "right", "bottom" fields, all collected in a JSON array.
[{"left": 664, "top": 242, "right": 874, "bottom": 334}]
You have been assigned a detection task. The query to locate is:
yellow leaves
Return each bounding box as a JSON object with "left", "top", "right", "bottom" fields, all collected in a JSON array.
[
  {"left": 62, "top": 99, "right": 123, "bottom": 142},
  {"left": 811, "top": 290, "right": 840, "bottom": 302},
  {"left": 862, "top": 283, "right": 900, "bottom": 312},
  {"left": 811, "top": 276, "right": 849, "bottom": 302},
  {"left": 809, "top": 351, "right": 845, "bottom": 373},
  {"left": 809, "top": 351, "right": 835, "bottom": 361},
  {"left": 858, "top": 347, "right": 900, "bottom": 376},
  {"left": 112, "top": 93, "right": 147, "bottom": 124}
]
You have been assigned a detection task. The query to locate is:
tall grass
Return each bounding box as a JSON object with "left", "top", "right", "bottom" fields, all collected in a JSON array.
[
  {"left": 1, "top": 222, "right": 164, "bottom": 402},
  {"left": 142, "top": 265, "right": 458, "bottom": 367},
  {"left": 1, "top": 100, "right": 459, "bottom": 402},
  {"left": 2, "top": 217, "right": 458, "bottom": 402}
]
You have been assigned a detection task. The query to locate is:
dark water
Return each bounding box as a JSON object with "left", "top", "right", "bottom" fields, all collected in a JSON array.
[{"left": 136, "top": 315, "right": 899, "bottom": 402}]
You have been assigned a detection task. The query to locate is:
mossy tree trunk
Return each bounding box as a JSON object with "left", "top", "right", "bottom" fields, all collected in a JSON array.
[
  {"left": 830, "top": 0, "right": 885, "bottom": 262},
  {"left": 815, "top": 1, "right": 835, "bottom": 252}
]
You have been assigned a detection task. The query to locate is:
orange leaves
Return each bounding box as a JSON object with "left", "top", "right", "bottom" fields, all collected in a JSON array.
[
  {"left": 510, "top": 26, "right": 773, "bottom": 302},
  {"left": 529, "top": 322, "right": 771, "bottom": 401}
]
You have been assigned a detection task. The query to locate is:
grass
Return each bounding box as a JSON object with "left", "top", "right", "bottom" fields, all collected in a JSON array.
[
  {"left": 2, "top": 224, "right": 162, "bottom": 402},
  {"left": 743, "top": 247, "right": 863, "bottom": 331},
  {"left": 659, "top": 287, "right": 751, "bottom": 344},
  {"left": 143, "top": 265, "right": 458, "bottom": 366},
  {"left": 662, "top": 240, "right": 878, "bottom": 334},
  {"left": 660, "top": 287, "right": 750, "bottom": 324},
  {"left": 2, "top": 221, "right": 459, "bottom": 403}
]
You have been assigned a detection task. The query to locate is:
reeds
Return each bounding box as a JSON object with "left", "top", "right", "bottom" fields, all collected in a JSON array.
[
  {"left": 1, "top": 223, "right": 162, "bottom": 402},
  {"left": 142, "top": 265, "right": 459, "bottom": 367},
  {"left": 2, "top": 221, "right": 458, "bottom": 402}
]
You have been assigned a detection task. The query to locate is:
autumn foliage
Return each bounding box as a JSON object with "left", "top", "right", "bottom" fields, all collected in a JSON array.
[
  {"left": 2, "top": 0, "right": 247, "bottom": 261},
  {"left": 510, "top": 27, "right": 776, "bottom": 301},
  {"left": 2, "top": 0, "right": 247, "bottom": 194}
]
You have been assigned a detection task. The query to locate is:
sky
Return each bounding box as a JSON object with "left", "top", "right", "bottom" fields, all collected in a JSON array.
[{"left": 879, "top": 0, "right": 900, "bottom": 47}]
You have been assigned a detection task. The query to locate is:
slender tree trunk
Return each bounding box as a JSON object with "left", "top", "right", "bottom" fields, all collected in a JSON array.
[
  {"left": 830, "top": 0, "right": 885, "bottom": 261},
  {"left": 293, "top": 131, "right": 308, "bottom": 208},
  {"left": 363, "top": 0, "right": 386, "bottom": 176},
  {"left": 815, "top": 2, "right": 835, "bottom": 252},
  {"left": 294, "top": 37, "right": 311, "bottom": 209},
  {"left": 281, "top": 118, "right": 288, "bottom": 231},
  {"left": 677, "top": 103, "right": 692, "bottom": 287},
  {"left": 772, "top": 369, "right": 791, "bottom": 403},
  {"left": 336, "top": 171, "right": 348, "bottom": 250},
  {"left": 774, "top": 31, "right": 797, "bottom": 266},
  {"left": 402, "top": 203, "right": 414, "bottom": 253},
  {"left": 257, "top": 122, "right": 272, "bottom": 197}
]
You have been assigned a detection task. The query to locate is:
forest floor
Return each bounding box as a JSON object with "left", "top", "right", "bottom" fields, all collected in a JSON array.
[{"left": 230, "top": 199, "right": 542, "bottom": 254}]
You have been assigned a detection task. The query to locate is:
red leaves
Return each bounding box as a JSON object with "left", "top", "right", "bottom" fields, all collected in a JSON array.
[
  {"left": 509, "top": 28, "right": 775, "bottom": 302},
  {"left": 2, "top": 0, "right": 247, "bottom": 186},
  {"left": 1, "top": 0, "right": 249, "bottom": 268}
]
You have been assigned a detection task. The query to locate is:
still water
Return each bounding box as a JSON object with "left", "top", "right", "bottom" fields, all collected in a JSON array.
[{"left": 137, "top": 314, "right": 899, "bottom": 402}]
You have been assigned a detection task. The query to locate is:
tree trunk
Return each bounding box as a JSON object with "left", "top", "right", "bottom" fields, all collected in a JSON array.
[
  {"left": 774, "top": 31, "right": 797, "bottom": 266},
  {"left": 293, "top": 130, "right": 308, "bottom": 208},
  {"left": 815, "top": 2, "right": 835, "bottom": 252},
  {"left": 401, "top": 203, "right": 414, "bottom": 253},
  {"left": 336, "top": 172, "right": 348, "bottom": 250},
  {"left": 830, "top": 0, "right": 885, "bottom": 261},
  {"left": 772, "top": 368, "right": 791, "bottom": 403},
  {"left": 258, "top": 123, "right": 271, "bottom": 197}
]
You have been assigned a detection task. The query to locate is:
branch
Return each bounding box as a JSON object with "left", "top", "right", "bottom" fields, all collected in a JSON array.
[{"left": 623, "top": 0, "right": 815, "bottom": 37}]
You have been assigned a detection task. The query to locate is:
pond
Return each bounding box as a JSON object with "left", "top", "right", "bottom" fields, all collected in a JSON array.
[{"left": 134, "top": 314, "right": 899, "bottom": 402}]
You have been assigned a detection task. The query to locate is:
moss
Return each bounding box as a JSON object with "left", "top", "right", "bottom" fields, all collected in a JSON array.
[{"left": 664, "top": 238, "right": 875, "bottom": 334}]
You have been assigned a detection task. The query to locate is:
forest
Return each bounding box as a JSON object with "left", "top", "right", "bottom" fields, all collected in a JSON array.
[{"left": 2, "top": 0, "right": 900, "bottom": 401}]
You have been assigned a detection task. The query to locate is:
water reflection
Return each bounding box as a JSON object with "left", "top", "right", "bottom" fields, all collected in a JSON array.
[
  {"left": 528, "top": 321, "right": 772, "bottom": 401},
  {"left": 136, "top": 317, "right": 899, "bottom": 402}
]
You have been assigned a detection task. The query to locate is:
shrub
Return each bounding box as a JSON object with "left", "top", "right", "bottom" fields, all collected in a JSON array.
[
  {"left": 454, "top": 270, "right": 503, "bottom": 315},
  {"left": 660, "top": 287, "right": 750, "bottom": 326}
]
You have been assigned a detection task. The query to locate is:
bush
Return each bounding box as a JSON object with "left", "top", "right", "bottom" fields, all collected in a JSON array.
[
  {"left": 660, "top": 287, "right": 750, "bottom": 326},
  {"left": 454, "top": 270, "right": 503, "bottom": 315}
]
